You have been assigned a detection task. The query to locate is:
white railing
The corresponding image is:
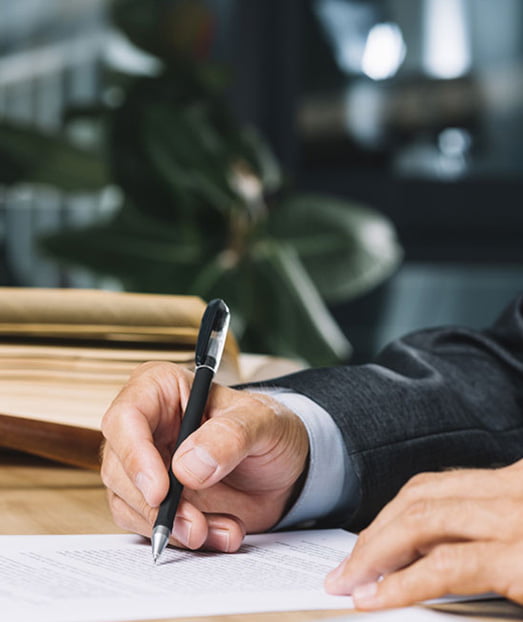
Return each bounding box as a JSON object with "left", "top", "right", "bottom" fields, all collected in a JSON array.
[{"left": 0, "top": 3, "right": 109, "bottom": 288}]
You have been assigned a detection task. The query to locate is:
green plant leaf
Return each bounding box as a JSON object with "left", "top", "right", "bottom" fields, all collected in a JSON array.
[
  {"left": 268, "top": 194, "right": 403, "bottom": 303},
  {"left": 114, "top": 201, "right": 223, "bottom": 250},
  {"left": 157, "top": 237, "right": 351, "bottom": 365},
  {"left": 111, "top": 0, "right": 216, "bottom": 64},
  {"left": 233, "top": 127, "right": 282, "bottom": 195},
  {"left": 40, "top": 220, "right": 206, "bottom": 293},
  {"left": 243, "top": 240, "right": 351, "bottom": 365},
  {"left": 108, "top": 74, "right": 276, "bottom": 228},
  {"left": 0, "top": 122, "right": 109, "bottom": 191},
  {"left": 143, "top": 101, "right": 241, "bottom": 216}
]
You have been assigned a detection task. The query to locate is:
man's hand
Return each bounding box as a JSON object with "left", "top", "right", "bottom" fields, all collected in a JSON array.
[
  {"left": 101, "top": 362, "right": 309, "bottom": 553},
  {"left": 324, "top": 459, "right": 523, "bottom": 609}
]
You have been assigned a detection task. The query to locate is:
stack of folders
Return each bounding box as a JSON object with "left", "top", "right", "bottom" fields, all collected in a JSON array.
[{"left": 0, "top": 288, "right": 241, "bottom": 470}]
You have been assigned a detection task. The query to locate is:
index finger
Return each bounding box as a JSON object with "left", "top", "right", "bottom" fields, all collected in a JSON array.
[
  {"left": 326, "top": 496, "right": 504, "bottom": 595},
  {"left": 351, "top": 540, "right": 510, "bottom": 610},
  {"left": 101, "top": 362, "right": 193, "bottom": 507},
  {"left": 358, "top": 467, "right": 506, "bottom": 549}
]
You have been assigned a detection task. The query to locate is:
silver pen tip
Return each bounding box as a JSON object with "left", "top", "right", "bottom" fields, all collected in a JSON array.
[{"left": 151, "top": 525, "right": 170, "bottom": 565}]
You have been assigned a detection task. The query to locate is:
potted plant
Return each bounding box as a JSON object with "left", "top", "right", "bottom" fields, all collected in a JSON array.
[{"left": 0, "top": 0, "right": 402, "bottom": 366}]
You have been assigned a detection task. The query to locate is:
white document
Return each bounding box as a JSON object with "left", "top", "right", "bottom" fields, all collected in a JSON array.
[{"left": 0, "top": 529, "right": 356, "bottom": 622}]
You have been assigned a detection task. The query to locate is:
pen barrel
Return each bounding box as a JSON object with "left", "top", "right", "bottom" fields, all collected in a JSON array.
[
  {"left": 155, "top": 470, "right": 184, "bottom": 530},
  {"left": 154, "top": 366, "right": 214, "bottom": 533},
  {"left": 176, "top": 366, "right": 214, "bottom": 447}
]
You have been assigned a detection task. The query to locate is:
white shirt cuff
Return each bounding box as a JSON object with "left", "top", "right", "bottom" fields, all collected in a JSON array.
[{"left": 249, "top": 388, "right": 358, "bottom": 529}]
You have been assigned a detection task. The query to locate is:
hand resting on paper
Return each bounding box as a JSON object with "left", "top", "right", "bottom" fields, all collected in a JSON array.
[
  {"left": 101, "top": 361, "right": 309, "bottom": 553},
  {"left": 325, "top": 460, "right": 523, "bottom": 609}
]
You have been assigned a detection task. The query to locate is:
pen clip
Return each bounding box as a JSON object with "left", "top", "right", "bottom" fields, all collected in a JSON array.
[{"left": 195, "top": 299, "right": 230, "bottom": 372}]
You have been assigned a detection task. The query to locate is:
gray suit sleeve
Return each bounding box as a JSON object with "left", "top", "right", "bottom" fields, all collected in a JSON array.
[{"left": 257, "top": 294, "right": 523, "bottom": 531}]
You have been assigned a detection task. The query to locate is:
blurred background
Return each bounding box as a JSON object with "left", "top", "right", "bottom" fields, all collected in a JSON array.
[{"left": 0, "top": 0, "right": 522, "bottom": 365}]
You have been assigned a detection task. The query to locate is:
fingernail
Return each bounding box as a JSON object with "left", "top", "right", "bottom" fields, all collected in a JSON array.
[
  {"left": 353, "top": 582, "right": 379, "bottom": 608},
  {"left": 208, "top": 528, "right": 230, "bottom": 552},
  {"left": 135, "top": 472, "right": 154, "bottom": 505},
  {"left": 178, "top": 446, "right": 218, "bottom": 483},
  {"left": 173, "top": 517, "right": 192, "bottom": 547},
  {"left": 325, "top": 564, "right": 348, "bottom": 594},
  {"left": 326, "top": 563, "right": 344, "bottom": 582}
]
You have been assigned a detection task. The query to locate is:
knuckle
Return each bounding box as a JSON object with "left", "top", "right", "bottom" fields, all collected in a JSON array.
[
  {"left": 132, "top": 360, "right": 170, "bottom": 377},
  {"left": 107, "top": 491, "right": 125, "bottom": 524},
  {"left": 244, "top": 392, "right": 279, "bottom": 418},
  {"left": 392, "top": 568, "right": 420, "bottom": 596},
  {"left": 240, "top": 392, "right": 280, "bottom": 429},
  {"left": 499, "top": 501, "right": 523, "bottom": 538},
  {"left": 356, "top": 527, "right": 370, "bottom": 547},
  {"left": 108, "top": 491, "right": 152, "bottom": 533},
  {"left": 132, "top": 362, "right": 174, "bottom": 398},
  {"left": 99, "top": 438, "right": 110, "bottom": 464},
  {"left": 99, "top": 457, "right": 112, "bottom": 489},
  {"left": 138, "top": 498, "right": 157, "bottom": 526},
  {"left": 505, "top": 570, "right": 523, "bottom": 604},
  {"left": 98, "top": 438, "right": 107, "bottom": 466},
  {"left": 127, "top": 361, "right": 188, "bottom": 405},
  {"left": 404, "top": 499, "right": 432, "bottom": 525},
  {"left": 403, "top": 472, "right": 434, "bottom": 495},
  {"left": 211, "top": 415, "right": 251, "bottom": 451},
  {"left": 99, "top": 446, "right": 121, "bottom": 492},
  {"left": 493, "top": 543, "right": 523, "bottom": 598},
  {"left": 118, "top": 445, "right": 141, "bottom": 482},
  {"left": 100, "top": 407, "right": 114, "bottom": 437},
  {"left": 136, "top": 360, "right": 189, "bottom": 390},
  {"left": 506, "top": 586, "right": 523, "bottom": 605},
  {"left": 507, "top": 458, "right": 523, "bottom": 475},
  {"left": 112, "top": 507, "right": 134, "bottom": 532},
  {"left": 429, "top": 544, "right": 458, "bottom": 575}
]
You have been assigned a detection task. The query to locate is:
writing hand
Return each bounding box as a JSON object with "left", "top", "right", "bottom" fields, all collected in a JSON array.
[
  {"left": 325, "top": 459, "right": 523, "bottom": 609},
  {"left": 101, "top": 362, "right": 309, "bottom": 553}
]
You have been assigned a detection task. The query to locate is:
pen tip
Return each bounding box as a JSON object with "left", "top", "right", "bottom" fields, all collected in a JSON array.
[{"left": 152, "top": 525, "right": 170, "bottom": 565}]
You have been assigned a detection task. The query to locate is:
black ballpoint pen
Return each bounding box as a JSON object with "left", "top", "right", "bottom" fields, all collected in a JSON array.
[{"left": 151, "top": 298, "right": 231, "bottom": 564}]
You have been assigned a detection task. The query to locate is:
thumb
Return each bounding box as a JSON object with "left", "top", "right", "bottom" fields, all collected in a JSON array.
[
  {"left": 171, "top": 390, "right": 304, "bottom": 490},
  {"left": 171, "top": 411, "right": 257, "bottom": 489}
]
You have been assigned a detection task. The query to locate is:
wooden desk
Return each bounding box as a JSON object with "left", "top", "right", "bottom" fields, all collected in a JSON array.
[{"left": 1, "top": 449, "right": 522, "bottom": 622}]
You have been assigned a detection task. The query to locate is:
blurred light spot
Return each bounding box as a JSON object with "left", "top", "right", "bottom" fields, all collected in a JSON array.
[
  {"left": 362, "top": 220, "right": 394, "bottom": 251},
  {"left": 102, "top": 86, "right": 125, "bottom": 108},
  {"left": 99, "top": 186, "right": 124, "bottom": 217},
  {"left": 344, "top": 81, "right": 386, "bottom": 147},
  {"left": 315, "top": 0, "right": 377, "bottom": 75},
  {"left": 105, "top": 30, "right": 162, "bottom": 76},
  {"left": 438, "top": 127, "right": 471, "bottom": 157},
  {"left": 423, "top": 0, "right": 471, "bottom": 79},
  {"left": 362, "top": 23, "right": 406, "bottom": 81}
]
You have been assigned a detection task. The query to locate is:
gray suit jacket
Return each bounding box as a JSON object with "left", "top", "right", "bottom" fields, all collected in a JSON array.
[{"left": 263, "top": 294, "right": 523, "bottom": 530}]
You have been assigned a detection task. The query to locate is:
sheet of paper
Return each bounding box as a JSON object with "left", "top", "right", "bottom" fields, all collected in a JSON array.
[{"left": 0, "top": 529, "right": 356, "bottom": 622}]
